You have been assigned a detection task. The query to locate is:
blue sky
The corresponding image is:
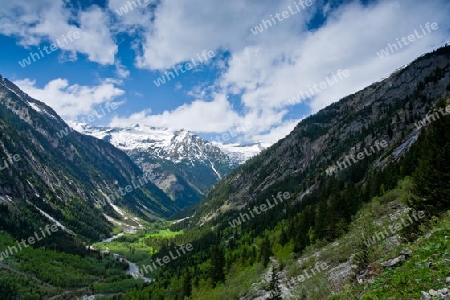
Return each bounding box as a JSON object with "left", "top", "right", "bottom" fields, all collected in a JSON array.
[{"left": 0, "top": 0, "right": 449, "bottom": 144}]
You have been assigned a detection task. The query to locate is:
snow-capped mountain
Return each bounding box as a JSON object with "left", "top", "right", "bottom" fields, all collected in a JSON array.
[
  {"left": 69, "top": 123, "right": 262, "bottom": 208},
  {"left": 214, "top": 142, "right": 268, "bottom": 165}
]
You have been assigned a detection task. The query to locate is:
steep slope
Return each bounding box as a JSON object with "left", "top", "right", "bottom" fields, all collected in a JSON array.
[
  {"left": 72, "top": 123, "right": 241, "bottom": 209},
  {"left": 0, "top": 76, "right": 179, "bottom": 242},
  {"left": 184, "top": 46, "right": 450, "bottom": 228},
  {"left": 109, "top": 46, "right": 450, "bottom": 300}
]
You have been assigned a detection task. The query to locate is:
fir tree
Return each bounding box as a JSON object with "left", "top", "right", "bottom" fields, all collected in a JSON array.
[
  {"left": 260, "top": 236, "right": 272, "bottom": 267},
  {"left": 181, "top": 270, "right": 192, "bottom": 298},
  {"left": 210, "top": 245, "right": 226, "bottom": 287},
  {"left": 411, "top": 100, "right": 450, "bottom": 214}
]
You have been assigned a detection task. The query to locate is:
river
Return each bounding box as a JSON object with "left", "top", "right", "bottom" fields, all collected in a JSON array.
[{"left": 96, "top": 231, "right": 153, "bottom": 283}]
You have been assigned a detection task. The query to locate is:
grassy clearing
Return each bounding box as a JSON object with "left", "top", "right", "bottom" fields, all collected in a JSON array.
[
  {"left": 92, "top": 228, "right": 185, "bottom": 266},
  {"left": 334, "top": 213, "right": 450, "bottom": 299},
  {"left": 139, "top": 229, "right": 183, "bottom": 243}
]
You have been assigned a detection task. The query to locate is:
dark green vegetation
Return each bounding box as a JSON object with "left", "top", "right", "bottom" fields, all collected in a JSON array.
[
  {"left": 0, "top": 46, "right": 449, "bottom": 299},
  {"left": 0, "top": 230, "right": 142, "bottom": 299}
]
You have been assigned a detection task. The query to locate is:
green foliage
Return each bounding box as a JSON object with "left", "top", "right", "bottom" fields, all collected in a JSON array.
[
  {"left": 410, "top": 100, "right": 450, "bottom": 214},
  {"left": 260, "top": 236, "right": 272, "bottom": 268},
  {"left": 349, "top": 214, "right": 450, "bottom": 299},
  {"left": 0, "top": 231, "right": 134, "bottom": 299},
  {"left": 210, "top": 245, "right": 226, "bottom": 287}
]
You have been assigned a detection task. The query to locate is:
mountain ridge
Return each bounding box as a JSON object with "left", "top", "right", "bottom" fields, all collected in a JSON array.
[
  {"left": 71, "top": 122, "right": 264, "bottom": 209},
  {"left": 0, "top": 75, "right": 182, "bottom": 242},
  {"left": 183, "top": 45, "right": 450, "bottom": 228}
]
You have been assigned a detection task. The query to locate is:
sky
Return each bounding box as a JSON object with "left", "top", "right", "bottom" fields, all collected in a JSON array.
[{"left": 0, "top": 0, "right": 449, "bottom": 145}]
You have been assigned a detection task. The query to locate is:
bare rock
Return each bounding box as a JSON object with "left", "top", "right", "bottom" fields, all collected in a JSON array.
[
  {"left": 400, "top": 249, "right": 413, "bottom": 258},
  {"left": 381, "top": 255, "right": 405, "bottom": 267}
]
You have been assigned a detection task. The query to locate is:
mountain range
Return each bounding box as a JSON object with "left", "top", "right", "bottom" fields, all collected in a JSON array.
[
  {"left": 0, "top": 75, "right": 181, "bottom": 241},
  {"left": 0, "top": 45, "right": 449, "bottom": 299},
  {"left": 69, "top": 123, "right": 265, "bottom": 209}
]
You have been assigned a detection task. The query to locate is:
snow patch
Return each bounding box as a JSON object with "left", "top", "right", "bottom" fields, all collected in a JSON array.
[
  {"left": 28, "top": 102, "right": 42, "bottom": 112},
  {"left": 98, "top": 189, "right": 126, "bottom": 217},
  {"left": 210, "top": 161, "right": 222, "bottom": 179},
  {"left": 33, "top": 205, "right": 76, "bottom": 235}
]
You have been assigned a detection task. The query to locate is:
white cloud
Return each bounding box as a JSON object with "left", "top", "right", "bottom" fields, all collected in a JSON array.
[
  {"left": 111, "top": 0, "right": 449, "bottom": 144},
  {"left": 0, "top": 0, "right": 117, "bottom": 65},
  {"left": 115, "top": 61, "right": 130, "bottom": 79},
  {"left": 174, "top": 82, "right": 183, "bottom": 90},
  {"left": 248, "top": 119, "right": 302, "bottom": 145},
  {"left": 110, "top": 94, "right": 239, "bottom": 132},
  {"left": 217, "top": 0, "right": 450, "bottom": 115},
  {"left": 3, "top": 0, "right": 449, "bottom": 145},
  {"left": 133, "top": 0, "right": 316, "bottom": 70},
  {"left": 14, "top": 78, "right": 125, "bottom": 118}
]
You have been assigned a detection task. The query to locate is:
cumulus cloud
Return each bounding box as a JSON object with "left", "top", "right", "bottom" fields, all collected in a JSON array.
[
  {"left": 14, "top": 78, "right": 124, "bottom": 118},
  {"left": 3, "top": 0, "right": 449, "bottom": 144},
  {"left": 111, "top": 0, "right": 449, "bottom": 143},
  {"left": 110, "top": 94, "right": 239, "bottom": 132},
  {"left": 115, "top": 61, "right": 130, "bottom": 79},
  {"left": 248, "top": 119, "right": 303, "bottom": 145},
  {"left": 0, "top": 0, "right": 117, "bottom": 65},
  {"left": 133, "top": 0, "right": 316, "bottom": 70}
]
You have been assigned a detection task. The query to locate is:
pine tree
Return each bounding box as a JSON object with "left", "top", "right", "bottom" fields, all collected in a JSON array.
[
  {"left": 210, "top": 245, "right": 226, "bottom": 287},
  {"left": 181, "top": 269, "right": 192, "bottom": 298},
  {"left": 387, "top": 123, "right": 393, "bottom": 139},
  {"left": 314, "top": 199, "right": 328, "bottom": 240},
  {"left": 411, "top": 100, "right": 450, "bottom": 213},
  {"left": 279, "top": 227, "right": 288, "bottom": 246},
  {"left": 260, "top": 236, "right": 272, "bottom": 267}
]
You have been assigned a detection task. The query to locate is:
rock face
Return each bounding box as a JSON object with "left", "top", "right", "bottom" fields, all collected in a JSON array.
[{"left": 187, "top": 46, "right": 450, "bottom": 227}]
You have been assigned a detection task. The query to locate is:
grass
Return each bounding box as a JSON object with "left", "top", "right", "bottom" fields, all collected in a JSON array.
[
  {"left": 139, "top": 229, "right": 184, "bottom": 244},
  {"left": 319, "top": 178, "right": 450, "bottom": 299},
  {"left": 192, "top": 262, "right": 267, "bottom": 300},
  {"left": 343, "top": 214, "right": 450, "bottom": 299},
  {"left": 92, "top": 228, "right": 185, "bottom": 266}
]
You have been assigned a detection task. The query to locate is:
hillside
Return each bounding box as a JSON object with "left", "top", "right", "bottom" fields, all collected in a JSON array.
[
  {"left": 184, "top": 46, "right": 450, "bottom": 228},
  {"left": 0, "top": 75, "right": 180, "bottom": 243},
  {"left": 100, "top": 46, "right": 450, "bottom": 299}
]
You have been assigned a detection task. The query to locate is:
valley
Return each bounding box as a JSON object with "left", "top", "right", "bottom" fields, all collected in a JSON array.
[{"left": 0, "top": 2, "right": 450, "bottom": 298}]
